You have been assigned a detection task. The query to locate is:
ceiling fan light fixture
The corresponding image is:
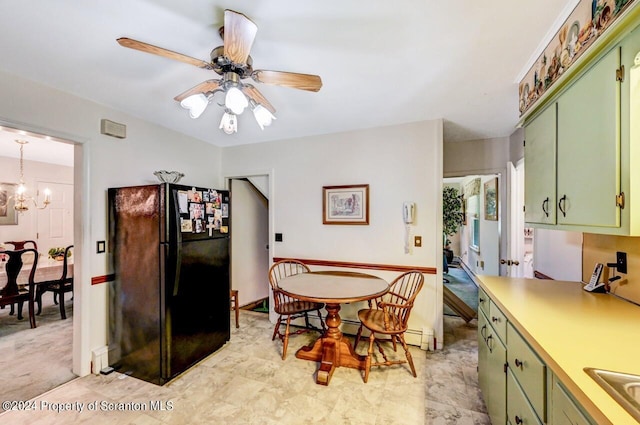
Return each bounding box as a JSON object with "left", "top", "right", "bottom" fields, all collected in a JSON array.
[
  {"left": 252, "top": 104, "right": 276, "bottom": 130},
  {"left": 180, "top": 93, "right": 209, "bottom": 119},
  {"left": 224, "top": 86, "right": 248, "bottom": 115},
  {"left": 219, "top": 111, "right": 238, "bottom": 134}
]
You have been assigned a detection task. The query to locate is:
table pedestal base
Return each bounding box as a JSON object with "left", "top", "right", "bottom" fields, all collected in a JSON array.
[{"left": 295, "top": 303, "right": 365, "bottom": 385}]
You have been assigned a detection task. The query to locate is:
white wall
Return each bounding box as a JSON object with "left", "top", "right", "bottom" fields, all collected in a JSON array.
[
  {"left": 0, "top": 69, "right": 223, "bottom": 375},
  {"left": 0, "top": 156, "right": 73, "bottom": 251},
  {"left": 230, "top": 179, "right": 269, "bottom": 306},
  {"left": 222, "top": 120, "right": 445, "bottom": 347},
  {"left": 533, "top": 228, "right": 583, "bottom": 281}
]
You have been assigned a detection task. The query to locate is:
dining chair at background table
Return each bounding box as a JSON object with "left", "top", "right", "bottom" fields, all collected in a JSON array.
[
  {"left": 36, "top": 245, "right": 74, "bottom": 320},
  {"left": 354, "top": 270, "right": 424, "bottom": 383},
  {"left": 268, "top": 260, "right": 326, "bottom": 359},
  {"left": 0, "top": 248, "right": 39, "bottom": 328},
  {"left": 2, "top": 241, "right": 39, "bottom": 315}
]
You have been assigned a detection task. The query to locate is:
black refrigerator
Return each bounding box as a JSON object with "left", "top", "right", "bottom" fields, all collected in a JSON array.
[{"left": 108, "top": 183, "right": 230, "bottom": 385}]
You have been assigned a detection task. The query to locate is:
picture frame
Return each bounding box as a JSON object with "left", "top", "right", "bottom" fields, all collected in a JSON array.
[
  {"left": 0, "top": 182, "right": 18, "bottom": 225},
  {"left": 484, "top": 178, "right": 498, "bottom": 221},
  {"left": 323, "top": 184, "right": 369, "bottom": 225}
]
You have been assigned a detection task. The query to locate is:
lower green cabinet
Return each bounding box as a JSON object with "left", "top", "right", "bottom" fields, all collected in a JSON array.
[
  {"left": 551, "top": 376, "right": 593, "bottom": 425},
  {"left": 478, "top": 310, "right": 506, "bottom": 425},
  {"left": 478, "top": 290, "right": 596, "bottom": 425},
  {"left": 507, "top": 369, "right": 544, "bottom": 425}
]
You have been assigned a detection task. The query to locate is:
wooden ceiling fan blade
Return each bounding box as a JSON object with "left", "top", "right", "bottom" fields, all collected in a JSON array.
[
  {"left": 251, "top": 70, "right": 322, "bottom": 92},
  {"left": 241, "top": 85, "right": 276, "bottom": 114},
  {"left": 117, "top": 37, "right": 212, "bottom": 69},
  {"left": 223, "top": 10, "right": 258, "bottom": 65},
  {"left": 174, "top": 79, "right": 222, "bottom": 102}
]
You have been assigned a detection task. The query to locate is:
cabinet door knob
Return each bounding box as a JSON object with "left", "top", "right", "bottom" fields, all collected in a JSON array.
[
  {"left": 514, "top": 358, "right": 523, "bottom": 369},
  {"left": 515, "top": 415, "right": 523, "bottom": 425},
  {"left": 542, "top": 197, "right": 549, "bottom": 217},
  {"left": 491, "top": 316, "right": 499, "bottom": 323}
]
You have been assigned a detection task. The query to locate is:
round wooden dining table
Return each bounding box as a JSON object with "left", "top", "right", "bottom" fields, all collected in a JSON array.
[{"left": 278, "top": 270, "right": 389, "bottom": 385}]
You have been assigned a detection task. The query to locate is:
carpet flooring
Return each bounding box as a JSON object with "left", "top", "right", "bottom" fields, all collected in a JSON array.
[
  {"left": 0, "top": 294, "right": 74, "bottom": 406},
  {"left": 443, "top": 266, "right": 478, "bottom": 317}
]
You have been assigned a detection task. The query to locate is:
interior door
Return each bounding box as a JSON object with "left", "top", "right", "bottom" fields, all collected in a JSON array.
[
  {"left": 506, "top": 161, "right": 525, "bottom": 278},
  {"left": 36, "top": 181, "right": 73, "bottom": 255}
]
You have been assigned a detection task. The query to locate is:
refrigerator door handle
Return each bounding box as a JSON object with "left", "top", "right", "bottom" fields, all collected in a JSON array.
[{"left": 173, "top": 244, "right": 182, "bottom": 297}]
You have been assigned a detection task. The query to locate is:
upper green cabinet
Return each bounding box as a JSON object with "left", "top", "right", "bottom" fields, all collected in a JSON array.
[
  {"left": 524, "top": 104, "right": 557, "bottom": 225},
  {"left": 556, "top": 45, "right": 621, "bottom": 228},
  {"left": 523, "top": 20, "right": 640, "bottom": 235}
]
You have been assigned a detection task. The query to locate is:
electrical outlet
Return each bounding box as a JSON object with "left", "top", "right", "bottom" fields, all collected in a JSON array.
[
  {"left": 617, "top": 251, "right": 627, "bottom": 274},
  {"left": 275, "top": 233, "right": 283, "bottom": 242}
]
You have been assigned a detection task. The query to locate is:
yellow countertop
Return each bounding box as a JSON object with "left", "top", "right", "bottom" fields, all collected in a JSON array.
[{"left": 478, "top": 275, "right": 640, "bottom": 425}]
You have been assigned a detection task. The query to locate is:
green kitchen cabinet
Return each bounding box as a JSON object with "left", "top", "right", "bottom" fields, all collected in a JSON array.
[
  {"left": 524, "top": 103, "right": 557, "bottom": 225},
  {"left": 523, "top": 18, "right": 640, "bottom": 235},
  {"left": 555, "top": 45, "right": 621, "bottom": 228},
  {"left": 507, "top": 322, "right": 547, "bottom": 422},
  {"left": 478, "top": 289, "right": 597, "bottom": 425},
  {"left": 551, "top": 375, "right": 595, "bottom": 425},
  {"left": 478, "top": 309, "right": 507, "bottom": 425},
  {"left": 507, "top": 369, "right": 544, "bottom": 425}
]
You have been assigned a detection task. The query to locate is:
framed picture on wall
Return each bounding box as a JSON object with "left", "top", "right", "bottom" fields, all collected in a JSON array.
[
  {"left": 0, "top": 183, "right": 18, "bottom": 225},
  {"left": 484, "top": 178, "right": 498, "bottom": 221},
  {"left": 323, "top": 184, "right": 369, "bottom": 225}
]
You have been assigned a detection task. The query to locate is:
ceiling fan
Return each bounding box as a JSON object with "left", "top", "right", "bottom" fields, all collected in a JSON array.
[{"left": 117, "top": 9, "right": 322, "bottom": 134}]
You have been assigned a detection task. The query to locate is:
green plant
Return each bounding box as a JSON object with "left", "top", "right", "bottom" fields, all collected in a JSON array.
[
  {"left": 443, "top": 186, "right": 464, "bottom": 246},
  {"left": 48, "top": 247, "right": 71, "bottom": 259}
]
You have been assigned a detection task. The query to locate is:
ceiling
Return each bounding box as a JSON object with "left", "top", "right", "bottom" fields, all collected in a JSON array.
[{"left": 0, "top": 0, "right": 577, "bottom": 154}]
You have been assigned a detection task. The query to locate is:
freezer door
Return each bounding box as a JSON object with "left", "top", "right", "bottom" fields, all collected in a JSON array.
[
  {"left": 165, "top": 236, "right": 230, "bottom": 379},
  {"left": 167, "top": 185, "right": 230, "bottom": 243}
]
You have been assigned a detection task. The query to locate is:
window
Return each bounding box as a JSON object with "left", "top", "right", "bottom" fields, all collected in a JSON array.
[{"left": 468, "top": 194, "right": 480, "bottom": 252}]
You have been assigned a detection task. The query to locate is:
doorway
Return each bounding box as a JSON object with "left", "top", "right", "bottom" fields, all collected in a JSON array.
[
  {"left": 228, "top": 176, "right": 271, "bottom": 319},
  {"left": 444, "top": 174, "right": 501, "bottom": 276},
  {"left": 0, "top": 127, "right": 77, "bottom": 405}
]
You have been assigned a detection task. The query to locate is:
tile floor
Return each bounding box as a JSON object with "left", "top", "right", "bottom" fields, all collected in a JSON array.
[{"left": 0, "top": 311, "right": 489, "bottom": 425}]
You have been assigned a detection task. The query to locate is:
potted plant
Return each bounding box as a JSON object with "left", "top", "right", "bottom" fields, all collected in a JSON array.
[
  {"left": 443, "top": 186, "right": 464, "bottom": 264},
  {"left": 48, "top": 247, "right": 71, "bottom": 261}
]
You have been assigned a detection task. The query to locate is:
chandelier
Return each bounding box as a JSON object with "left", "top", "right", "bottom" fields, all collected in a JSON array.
[
  {"left": 179, "top": 72, "right": 276, "bottom": 134},
  {"left": 13, "top": 140, "right": 51, "bottom": 212}
]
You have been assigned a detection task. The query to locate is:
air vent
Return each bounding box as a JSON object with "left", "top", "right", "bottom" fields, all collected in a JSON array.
[{"left": 100, "top": 119, "right": 126, "bottom": 139}]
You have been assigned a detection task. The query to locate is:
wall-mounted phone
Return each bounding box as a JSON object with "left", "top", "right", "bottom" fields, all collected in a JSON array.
[
  {"left": 403, "top": 202, "right": 415, "bottom": 224},
  {"left": 403, "top": 202, "right": 415, "bottom": 254}
]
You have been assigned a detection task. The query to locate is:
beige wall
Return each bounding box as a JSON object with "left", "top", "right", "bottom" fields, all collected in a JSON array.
[
  {"left": 444, "top": 136, "right": 510, "bottom": 176},
  {"left": 222, "top": 120, "right": 445, "bottom": 347},
  {"left": 583, "top": 233, "right": 640, "bottom": 305}
]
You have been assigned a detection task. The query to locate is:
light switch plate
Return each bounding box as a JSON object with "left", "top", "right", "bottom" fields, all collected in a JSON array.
[
  {"left": 96, "top": 240, "right": 106, "bottom": 253},
  {"left": 414, "top": 236, "right": 422, "bottom": 247}
]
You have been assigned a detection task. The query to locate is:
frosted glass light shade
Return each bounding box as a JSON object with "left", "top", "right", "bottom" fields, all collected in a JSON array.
[
  {"left": 219, "top": 112, "right": 237, "bottom": 134},
  {"left": 225, "top": 87, "right": 248, "bottom": 115},
  {"left": 252, "top": 105, "right": 276, "bottom": 130},
  {"left": 180, "top": 93, "right": 209, "bottom": 119}
]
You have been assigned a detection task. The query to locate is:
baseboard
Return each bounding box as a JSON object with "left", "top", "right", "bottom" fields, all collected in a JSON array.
[
  {"left": 241, "top": 297, "right": 267, "bottom": 311},
  {"left": 458, "top": 260, "right": 480, "bottom": 288}
]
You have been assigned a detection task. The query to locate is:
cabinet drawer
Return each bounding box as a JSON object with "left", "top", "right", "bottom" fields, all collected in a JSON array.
[
  {"left": 489, "top": 300, "right": 507, "bottom": 343},
  {"left": 507, "top": 370, "right": 543, "bottom": 425},
  {"left": 507, "top": 323, "right": 546, "bottom": 421},
  {"left": 478, "top": 287, "right": 489, "bottom": 317},
  {"left": 552, "top": 378, "right": 593, "bottom": 425}
]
